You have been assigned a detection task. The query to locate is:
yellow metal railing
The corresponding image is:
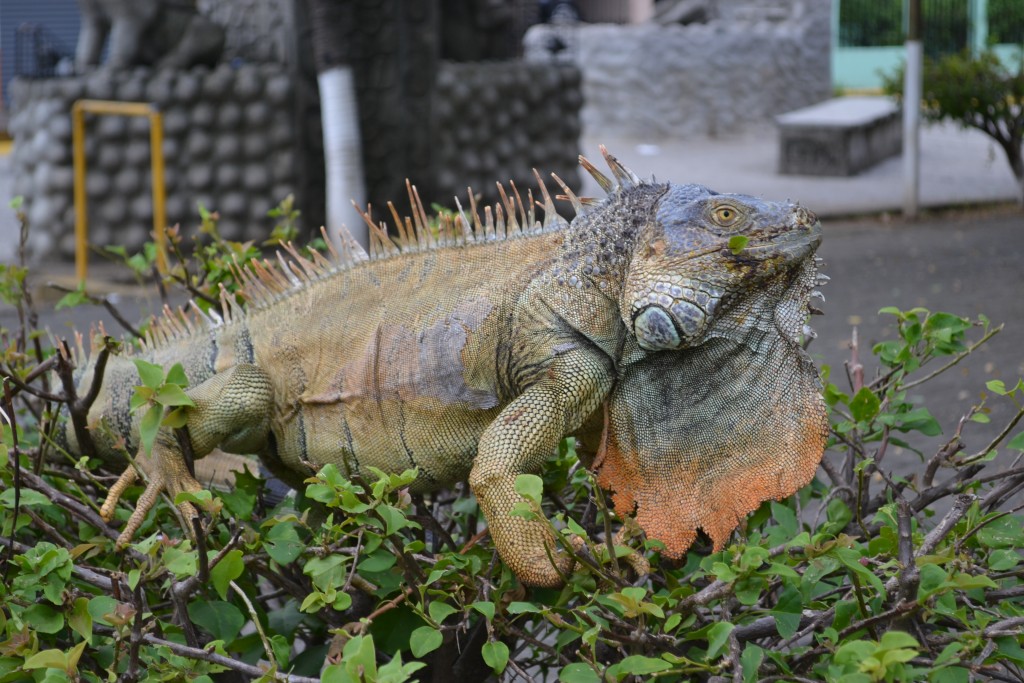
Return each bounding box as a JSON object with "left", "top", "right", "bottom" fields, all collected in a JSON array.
[{"left": 72, "top": 99, "right": 167, "bottom": 281}]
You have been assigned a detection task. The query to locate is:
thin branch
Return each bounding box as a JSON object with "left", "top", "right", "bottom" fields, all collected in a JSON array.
[
  {"left": 47, "top": 284, "right": 144, "bottom": 338},
  {"left": 918, "top": 494, "right": 975, "bottom": 557},
  {"left": 901, "top": 324, "right": 1003, "bottom": 390},
  {"left": 94, "top": 625, "right": 320, "bottom": 682},
  {"left": 962, "top": 405, "right": 1024, "bottom": 464}
]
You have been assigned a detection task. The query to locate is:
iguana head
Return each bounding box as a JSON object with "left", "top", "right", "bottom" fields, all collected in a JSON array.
[
  {"left": 574, "top": 148, "right": 828, "bottom": 561},
  {"left": 623, "top": 184, "right": 821, "bottom": 351}
]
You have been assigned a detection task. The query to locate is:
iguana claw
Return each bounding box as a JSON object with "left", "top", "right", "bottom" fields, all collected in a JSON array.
[{"left": 100, "top": 459, "right": 204, "bottom": 547}]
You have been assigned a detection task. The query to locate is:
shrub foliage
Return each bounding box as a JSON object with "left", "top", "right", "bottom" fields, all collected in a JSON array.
[
  {"left": 0, "top": 202, "right": 1022, "bottom": 682},
  {"left": 883, "top": 49, "right": 1024, "bottom": 206}
]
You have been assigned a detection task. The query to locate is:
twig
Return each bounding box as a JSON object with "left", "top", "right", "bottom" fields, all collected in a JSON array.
[
  {"left": 1, "top": 379, "right": 20, "bottom": 583},
  {"left": 981, "top": 471, "right": 1024, "bottom": 512},
  {"left": 93, "top": 625, "right": 320, "bottom": 682},
  {"left": 917, "top": 494, "right": 975, "bottom": 557},
  {"left": 47, "top": 284, "right": 144, "bottom": 338},
  {"left": 677, "top": 580, "right": 732, "bottom": 612},
  {"left": 961, "top": 405, "right": 1024, "bottom": 464},
  {"left": 894, "top": 499, "right": 919, "bottom": 604},
  {"left": 231, "top": 579, "right": 278, "bottom": 670},
  {"left": 923, "top": 412, "right": 971, "bottom": 487},
  {"left": 911, "top": 464, "right": 985, "bottom": 513},
  {"left": 901, "top": 324, "right": 1003, "bottom": 391},
  {"left": 13, "top": 468, "right": 146, "bottom": 557}
]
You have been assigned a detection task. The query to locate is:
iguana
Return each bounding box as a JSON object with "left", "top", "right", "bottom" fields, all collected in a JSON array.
[{"left": 57, "top": 148, "right": 828, "bottom": 587}]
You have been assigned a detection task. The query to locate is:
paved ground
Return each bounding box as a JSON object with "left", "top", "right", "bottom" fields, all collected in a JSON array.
[
  {"left": 578, "top": 121, "right": 1020, "bottom": 214},
  {"left": 1, "top": 115, "right": 1022, "bottom": 487},
  {"left": 813, "top": 207, "right": 1024, "bottom": 479}
]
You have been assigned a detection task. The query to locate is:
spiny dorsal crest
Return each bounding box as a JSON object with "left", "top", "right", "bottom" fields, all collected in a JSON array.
[
  {"left": 555, "top": 145, "right": 645, "bottom": 213},
  {"left": 130, "top": 150, "right": 645, "bottom": 352}
]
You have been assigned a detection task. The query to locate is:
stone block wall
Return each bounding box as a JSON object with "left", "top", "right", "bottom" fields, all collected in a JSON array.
[
  {"left": 524, "top": 0, "right": 832, "bottom": 139},
  {"left": 8, "top": 56, "right": 584, "bottom": 260},
  {"left": 431, "top": 61, "right": 583, "bottom": 206},
  {"left": 8, "top": 63, "right": 307, "bottom": 258}
]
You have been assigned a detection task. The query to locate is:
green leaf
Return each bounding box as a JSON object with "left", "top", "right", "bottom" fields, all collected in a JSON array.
[
  {"left": 514, "top": 474, "right": 544, "bottom": 504},
  {"left": 265, "top": 521, "right": 304, "bottom": 565},
  {"left": 988, "top": 548, "right": 1020, "bottom": 571},
  {"left": 559, "top": 662, "right": 601, "bottom": 683},
  {"left": 133, "top": 359, "right": 166, "bottom": 390},
  {"left": 996, "top": 637, "right": 1024, "bottom": 666},
  {"left": 188, "top": 600, "right": 245, "bottom": 643},
  {"left": 163, "top": 546, "right": 198, "bottom": 578},
  {"left": 740, "top": 643, "right": 764, "bottom": 683},
  {"left": 878, "top": 630, "right": 918, "bottom": 651},
  {"left": 409, "top": 626, "right": 443, "bottom": 657},
  {"left": 481, "top": 641, "right": 509, "bottom": 675},
  {"left": 1006, "top": 431, "right": 1024, "bottom": 451},
  {"left": 918, "top": 563, "right": 949, "bottom": 600},
  {"left": 0, "top": 488, "right": 54, "bottom": 509},
  {"left": 155, "top": 383, "right": 195, "bottom": 407},
  {"left": 932, "top": 667, "right": 970, "bottom": 683},
  {"left": 68, "top": 597, "right": 93, "bottom": 643},
  {"left": 976, "top": 514, "right": 1024, "bottom": 548},
  {"left": 23, "top": 604, "right": 64, "bottom": 634},
  {"left": 706, "top": 621, "right": 735, "bottom": 659},
  {"left": 341, "top": 634, "right": 378, "bottom": 680},
  {"left": 771, "top": 585, "right": 802, "bottom": 639},
  {"left": 849, "top": 387, "right": 881, "bottom": 422},
  {"left": 22, "top": 649, "right": 68, "bottom": 671},
  {"left": 165, "top": 363, "right": 189, "bottom": 387},
  {"left": 471, "top": 601, "right": 495, "bottom": 621},
  {"left": 429, "top": 601, "right": 457, "bottom": 625},
  {"left": 138, "top": 404, "right": 162, "bottom": 456},
  {"left": 210, "top": 549, "right": 245, "bottom": 600},
  {"left": 358, "top": 549, "right": 398, "bottom": 573},
  {"left": 986, "top": 379, "right": 1008, "bottom": 395},
  {"left": 934, "top": 642, "right": 964, "bottom": 666},
  {"left": 950, "top": 572, "right": 997, "bottom": 590},
  {"left": 728, "top": 234, "right": 749, "bottom": 254},
  {"left": 87, "top": 596, "right": 119, "bottom": 625},
  {"left": 610, "top": 655, "right": 672, "bottom": 678},
  {"left": 377, "top": 504, "right": 413, "bottom": 536},
  {"left": 55, "top": 284, "right": 89, "bottom": 310},
  {"left": 506, "top": 601, "right": 541, "bottom": 614},
  {"left": 894, "top": 407, "right": 942, "bottom": 436}
]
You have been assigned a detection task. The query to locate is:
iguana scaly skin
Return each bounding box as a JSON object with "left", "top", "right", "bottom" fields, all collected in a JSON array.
[{"left": 59, "top": 148, "right": 827, "bottom": 587}]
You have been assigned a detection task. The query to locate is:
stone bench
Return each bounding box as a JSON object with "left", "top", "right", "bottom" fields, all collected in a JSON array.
[{"left": 776, "top": 96, "right": 901, "bottom": 176}]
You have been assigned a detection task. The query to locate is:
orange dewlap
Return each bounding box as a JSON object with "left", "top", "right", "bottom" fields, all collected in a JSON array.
[{"left": 596, "top": 414, "right": 826, "bottom": 557}]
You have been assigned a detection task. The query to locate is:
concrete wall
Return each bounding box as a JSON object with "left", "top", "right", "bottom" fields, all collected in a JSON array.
[
  {"left": 432, "top": 61, "right": 583, "bottom": 206},
  {"left": 8, "top": 64, "right": 305, "bottom": 258},
  {"left": 525, "top": 0, "right": 832, "bottom": 138},
  {"left": 6, "top": 0, "right": 585, "bottom": 261},
  {"left": 6, "top": 57, "right": 584, "bottom": 260}
]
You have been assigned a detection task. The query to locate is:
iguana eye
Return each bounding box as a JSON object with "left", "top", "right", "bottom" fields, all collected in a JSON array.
[{"left": 711, "top": 204, "right": 743, "bottom": 228}]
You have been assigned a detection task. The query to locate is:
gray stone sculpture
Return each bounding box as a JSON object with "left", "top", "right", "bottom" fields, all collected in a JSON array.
[{"left": 75, "top": 0, "right": 225, "bottom": 71}]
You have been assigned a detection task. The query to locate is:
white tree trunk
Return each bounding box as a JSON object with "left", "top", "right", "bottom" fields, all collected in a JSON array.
[{"left": 318, "top": 65, "right": 367, "bottom": 248}]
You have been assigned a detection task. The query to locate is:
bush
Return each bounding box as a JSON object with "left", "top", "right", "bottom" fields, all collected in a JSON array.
[
  {"left": 884, "top": 49, "right": 1024, "bottom": 206},
  {"left": 0, "top": 203, "right": 1022, "bottom": 681}
]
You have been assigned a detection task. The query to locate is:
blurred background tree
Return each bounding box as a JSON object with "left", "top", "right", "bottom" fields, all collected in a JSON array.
[{"left": 885, "top": 49, "right": 1024, "bottom": 206}]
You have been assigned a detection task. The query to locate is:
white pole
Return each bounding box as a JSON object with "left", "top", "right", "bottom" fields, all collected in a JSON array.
[
  {"left": 969, "top": 0, "right": 988, "bottom": 58},
  {"left": 318, "top": 65, "right": 367, "bottom": 248},
  {"left": 902, "top": 0, "right": 922, "bottom": 219}
]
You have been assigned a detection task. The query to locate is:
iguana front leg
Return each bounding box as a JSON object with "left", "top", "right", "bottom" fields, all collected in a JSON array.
[
  {"left": 100, "top": 363, "right": 274, "bottom": 546},
  {"left": 470, "top": 350, "right": 614, "bottom": 587}
]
